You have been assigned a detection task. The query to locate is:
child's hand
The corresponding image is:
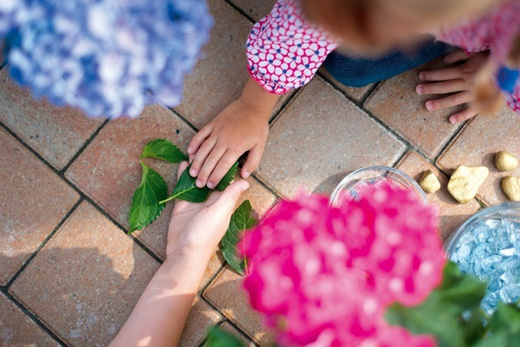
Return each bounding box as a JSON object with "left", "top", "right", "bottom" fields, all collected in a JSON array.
[
  {"left": 166, "top": 162, "right": 250, "bottom": 260},
  {"left": 416, "top": 49, "right": 490, "bottom": 124},
  {"left": 187, "top": 97, "right": 270, "bottom": 188}
]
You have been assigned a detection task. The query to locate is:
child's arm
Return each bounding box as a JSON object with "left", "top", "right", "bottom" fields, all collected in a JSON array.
[
  {"left": 187, "top": 0, "right": 338, "bottom": 189},
  {"left": 110, "top": 162, "right": 249, "bottom": 347}
]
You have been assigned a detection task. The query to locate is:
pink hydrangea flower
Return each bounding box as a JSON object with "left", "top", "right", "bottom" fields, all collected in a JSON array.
[{"left": 239, "top": 181, "right": 445, "bottom": 346}]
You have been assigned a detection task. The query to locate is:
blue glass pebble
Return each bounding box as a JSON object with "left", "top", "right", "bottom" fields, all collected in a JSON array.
[{"left": 450, "top": 218, "right": 520, "bottom": 315}]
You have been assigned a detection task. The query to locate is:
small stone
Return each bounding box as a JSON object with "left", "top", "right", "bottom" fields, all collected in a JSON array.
[
  {"left": 502, "top": 176, "right": 520, "bottom": 201},
  {"left": 447, "top": 166, "right": 489, "bottom": 204},
  {"left": 495, "top": 151, "right": 518, "bottom": 172},
  {"left": 419, "top": 170, "right": 441, "bottom": 194}
]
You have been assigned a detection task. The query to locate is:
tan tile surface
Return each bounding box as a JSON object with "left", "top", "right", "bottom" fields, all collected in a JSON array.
[
  {"left": 0, "top": 128, "right": 79, "bottom": 286},
  {"left": 66, "top": 104, "right": 194, "bottom": 260},
  {"left": 365, "top": 59, "right": 463, "bottom": 159},
  {"left": 436, "top": 106, "right": 520, "bottom": 205},
  {"left": 318, "top": 67, "right": 373, "bottom": 101},
  {"left": 10, "top": 202, "right": 160, "bottom": 346},
  {"left": 179, "top": 296, "right": 223, "bottom": 347},
  {"left": 175, "top": 0, "right": 290, "bottom": 130},
  {"left": 0, "top": 70, "right": 104, "bottom": 170},
  {"left": 205, "top": 267, "right": 276, "bottom": 346},
  {"left": 0, "top": 292, "right": 58, "bottom": 347},
  {"left": 396, "top": 151, "right": 481, "bottom": 241},
  {"left": 257, "top": 78, "right": 406, "bottom": 197},
  {"left": 227, "top": 0, "right": 275, "bottom": 21}
]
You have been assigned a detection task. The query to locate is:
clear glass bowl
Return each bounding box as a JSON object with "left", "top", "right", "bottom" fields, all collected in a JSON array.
[
  {"left": 445, "top": 202, "right": 520, "bottom": 315},
  {"left": 329, "top": 166, "right": 428, "bottom": 207},
  {"left": 445, "top": 202, "right": 520, "bottom": 256}
]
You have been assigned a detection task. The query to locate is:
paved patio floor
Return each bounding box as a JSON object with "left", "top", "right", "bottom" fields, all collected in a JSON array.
[{"left": 1, "top": 0, "right": 519, "bottom": 346}]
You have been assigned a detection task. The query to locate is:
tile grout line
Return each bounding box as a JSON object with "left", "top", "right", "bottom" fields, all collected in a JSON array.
[
  {"left": 319, "top": 75, "right": 434, "bottom": 160},
  {"left": 221, "top": 0, "right": 256, "bottom": 24},
  {"left": 432, "top": 117, "right": 472, "bottom": 165},
  {"left": 359, "top": 82, "right": 381, "bottom": 106},
  {"left": 268, "top": 89, "right": 301, "bottom": 126},
  {"left": 4, "top": 199, "right": 83, "bottom": 290},
  {"left": 199, "top": 293, "right": 261, "bottom": 346},
  {"left": 0, "top": 288, "right": 68, "bottom": 346},
  {"left": 0, "top": 119, "right": 164, "bottom": 265},
  {"left": 167, "top": 107, "right": 200, "bottom": 132},
  {"left": 60, "top": 118, "right": 110, "bottom": 174}
]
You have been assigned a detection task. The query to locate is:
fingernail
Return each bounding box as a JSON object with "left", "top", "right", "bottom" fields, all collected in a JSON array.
[
  {"left": 242, "top": 170, "right": 250, "bottom": 178},
  {"left": 416, "top": 85, "right": 423, "bottom": 94},
  {"left": 187, "top": 147, "right": 193, "bottom": 154},
  {"left": 418, "top": 72, "right": 425, "bottom": 80},
  {"left": 207, "top": 182, "right": 215, "bottom": 189},
  {"left": 196, "top": 179, "right": 203, "bottom": 188},
  {"left": 189, "top": 169, "right": 197, "bottom": 177},
  {"left": 449, "top": 116, "right": 457, "bottom": 124},
  {"left": 425, "top": 101, "right": 433, "bottom": 111}
]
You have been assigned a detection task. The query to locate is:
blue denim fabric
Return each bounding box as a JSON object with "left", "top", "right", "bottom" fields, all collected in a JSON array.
[{"left": 323, "top": 39, "right": 453, "bottom": 87}]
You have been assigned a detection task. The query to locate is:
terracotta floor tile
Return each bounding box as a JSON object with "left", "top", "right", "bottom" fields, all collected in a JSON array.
[
  {"left": 0, "top": 292, "right": 58, "bottom": 346},
  {"left": 227, "top": 0, "right": 275, "bottom": 21},
  {"left": 364, "top": 59, "right": 463, "bottom": 159},
  {"left": 66, "top": 104, "right": 194, "bottom": 260},
  {"left": 179, "top": 296, "right": 223, "bottom": 347},
  {"left": 0, "top": 128, "right": 79, "bottom": 286},
  {"left": 257, "top": 77, "right": 406, "bottom": 198},
  {"left": 0, "top": 70, "right": 105, "bottom": 170},
  {"left": 318, "top": 67, "right": 373, "bottom": 101},
  {"left": 9, "top": 202, "right": 160, "bottom": 346},
  {"left": 436, "top": 106, "right": 520, "bottom": 205},
  {"left": 174, "top": 0, "right": 291, "bottom": 130},
  {"left": 205, "top": 321, "right": 256, "bottom": 347},
  {"left": 396, "top": 151, "right": 481, "bottom": 241},
  {"left": 204, "top": 267, "right": 276, "bottom": 346}
]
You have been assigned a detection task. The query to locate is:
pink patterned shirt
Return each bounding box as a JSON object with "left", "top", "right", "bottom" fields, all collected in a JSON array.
[{"left": 246, "top": 0, "right": 520, "bottom": 113}]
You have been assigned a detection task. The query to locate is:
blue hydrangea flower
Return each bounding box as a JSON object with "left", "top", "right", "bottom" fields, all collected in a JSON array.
[{"left": 0, "top": 0, "right": 213, "bottom": 117}]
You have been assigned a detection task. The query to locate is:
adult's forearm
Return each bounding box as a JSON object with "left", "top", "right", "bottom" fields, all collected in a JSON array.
[{"left": 110, "top": 253, "right": 210, "bottom": 347}]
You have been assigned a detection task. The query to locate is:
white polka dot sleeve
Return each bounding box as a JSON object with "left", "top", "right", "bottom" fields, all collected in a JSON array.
[{"left": 246, "top": 0, "right": 338, "bottom": 94}]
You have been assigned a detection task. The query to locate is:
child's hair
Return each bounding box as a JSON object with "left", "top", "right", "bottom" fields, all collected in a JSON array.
[
  {"left": 299, "top": 0, "right": 502, "bottom": 50},
  {"left": 300, "top": 0, "right": 516, "bottom": 114}
]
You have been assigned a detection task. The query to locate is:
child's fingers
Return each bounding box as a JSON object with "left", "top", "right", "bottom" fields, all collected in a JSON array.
[
  {"left": 189, "top": 136, "right": 217, "bottom": 177},
  {"left": 416, "top": 79, "right": 467, "bottom": 95},
  {"left": 424, "top": 91, "right": 473, "bottom": 111},
  {"left": 176, "top": 161, "right": 189, "bottom": 181},
  {"left": 188, "top": 124, "right": 213, "bottom": 155},
  {"left": 418, "top": 66, "right": 462, "bottom": 82},
  {"left": 444, "top": 49, "right": 473, "bottom": 64},
  {"left": 195, "top": 145, "right": 228, "bottom": 189},
  {"left": 449, "top": 106, "right": 479, "bottom": 124},
  {"left": 241, "top": 144, "right": 264, "bottom": 179},
  {"left": 207, "top": 151, "right": 240, "bottom": 189}
]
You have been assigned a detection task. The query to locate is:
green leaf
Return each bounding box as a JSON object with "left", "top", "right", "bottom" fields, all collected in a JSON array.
[
  {"left": 216, "top": 162, "right": 239, "bottom": 191},
  {"left": 385, "top": 261, "right": 487, "bottom": 347},
  {"left": 473, "top": 303, "right": 520, "bottom": 347},
  {"left": 221, "top": 200, "right": 258, "bottom": 275},
  {"left": 139, "top": 139, "right": 188, "bottom": 163},
  {"left": 128, "top": 162, "right": 169, "bottom": 233},
  {"left": 159, "top": 162, "right": 239, "bottom": 204},
  {"left": 206, "top": 326, "right": 245, "bottom": 347}
]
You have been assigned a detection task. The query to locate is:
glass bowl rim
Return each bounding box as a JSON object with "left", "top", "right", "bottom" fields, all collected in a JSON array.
[
  {"left": 444, "top": 201, "right": 520, "bottom": 257},
  {"left": 329, "top": 165, "right": 428, "bottom": 206}
]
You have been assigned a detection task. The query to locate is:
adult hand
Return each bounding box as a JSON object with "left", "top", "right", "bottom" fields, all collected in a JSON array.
[
  {"left": 416, "top": 49, "right": 490, "bottom": 124},
  {"left": 166, "top": 161, "right": 250, "bottom": 260}
]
